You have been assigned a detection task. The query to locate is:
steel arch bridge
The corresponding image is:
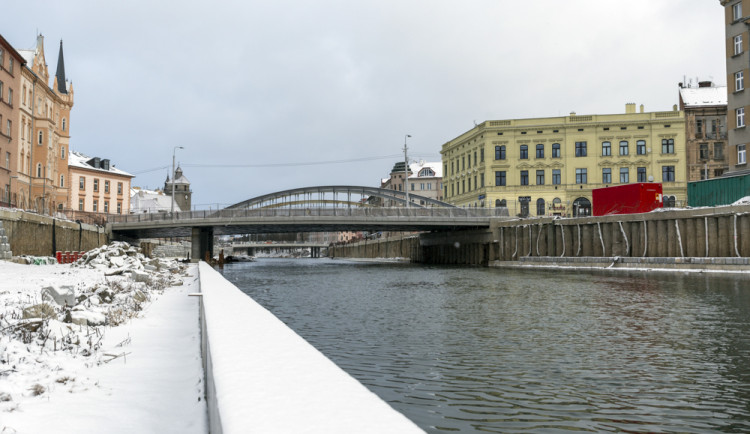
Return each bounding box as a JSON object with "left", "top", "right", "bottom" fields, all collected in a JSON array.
[{"left": 226, "top": 185, "right": 455, "bottom": 209}]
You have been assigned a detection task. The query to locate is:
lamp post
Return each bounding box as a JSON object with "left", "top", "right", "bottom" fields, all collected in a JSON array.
[
  {"left": 171, "top": 146, "right": 184, "bottom": 215},
  {"left": 403, "top": 134, "right": 411, "bottom": 208}
]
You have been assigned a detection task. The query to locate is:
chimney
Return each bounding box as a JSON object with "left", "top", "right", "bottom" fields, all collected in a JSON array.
[
  {"left": 640, "top": 104, "right": 644, "bottom": 113},
  {"left": 625, "top": 103, "right": 636, "bottom": 114},
  {"left": 698, "top": 81, "right": 712, "bottom": 88}
]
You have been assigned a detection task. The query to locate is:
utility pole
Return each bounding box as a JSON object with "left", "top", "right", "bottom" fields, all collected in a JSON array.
[{"left": 404, "top": 134, "right": 411, "bottom": 208}]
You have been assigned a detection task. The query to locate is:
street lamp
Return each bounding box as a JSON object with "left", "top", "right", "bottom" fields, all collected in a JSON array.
[
  {"left": 171, "top": 146, "right": 184, "bottom": 215},
  {"left": 404, "top": 134, "right": 411, "bottom": 208}
]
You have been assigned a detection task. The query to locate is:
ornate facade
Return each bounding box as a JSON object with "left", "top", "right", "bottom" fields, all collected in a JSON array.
[
  {"left": 441, "top": 105, "right": 687, "bottom": 216},
  {"left": 0, "top": 35, "right": 24, "bottom": 207}
]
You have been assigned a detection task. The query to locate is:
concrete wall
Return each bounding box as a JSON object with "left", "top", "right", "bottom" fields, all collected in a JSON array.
[
  {"left": 0, "top": 209, "right": 107, "bottom": 256},
  {"left": 328, "top": 235, "right": 422, "bottom": 262}
]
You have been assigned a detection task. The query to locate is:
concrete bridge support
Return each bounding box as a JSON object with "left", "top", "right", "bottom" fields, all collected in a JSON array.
[{"left": 191, "top": 227, "right": 214, "bottom": 263}]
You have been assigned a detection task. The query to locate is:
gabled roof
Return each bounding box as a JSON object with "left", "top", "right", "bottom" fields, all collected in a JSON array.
[{"left": 409, "top": 161, "right": 443, "bottom": 179}]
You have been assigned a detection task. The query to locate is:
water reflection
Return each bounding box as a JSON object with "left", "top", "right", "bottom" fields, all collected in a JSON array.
[{"left": 220, "top": 260, "right": 750, "bottom": 433}]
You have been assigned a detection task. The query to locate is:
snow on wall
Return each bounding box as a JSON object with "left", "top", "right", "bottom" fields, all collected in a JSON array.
[{"left": 197, "top": 262, "right": 424, "bottom": 434}]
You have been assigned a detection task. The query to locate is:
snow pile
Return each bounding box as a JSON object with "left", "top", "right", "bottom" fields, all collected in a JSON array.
[
  {"left": 0, "top": 241, "right": 189, "bottom": 413},
  {"left": 732, "top": 196, "right": 750, "bottom": 206}
]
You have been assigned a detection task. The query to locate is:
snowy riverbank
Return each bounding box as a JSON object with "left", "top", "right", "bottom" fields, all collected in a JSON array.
[{"left": 1, "top": 243, "right": 206, "bottom": 433}]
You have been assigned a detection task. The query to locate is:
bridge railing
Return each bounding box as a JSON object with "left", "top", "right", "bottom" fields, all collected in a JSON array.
[{"left": 109, "top": 207, "right": 509, "bottom": 224}]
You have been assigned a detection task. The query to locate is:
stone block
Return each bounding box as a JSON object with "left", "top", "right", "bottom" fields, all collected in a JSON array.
[{"left": 41, "top": 285, "right": 77, "bottom": 307}]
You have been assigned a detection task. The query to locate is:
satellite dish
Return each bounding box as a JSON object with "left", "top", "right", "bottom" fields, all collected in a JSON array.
[{"left": 648, "top": 175, "right": 654, "bottom": 182}]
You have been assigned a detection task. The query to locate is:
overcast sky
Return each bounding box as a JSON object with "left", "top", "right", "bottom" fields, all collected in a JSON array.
[{"left": 4, "top": 0, "right": 726, "bottom": 209}]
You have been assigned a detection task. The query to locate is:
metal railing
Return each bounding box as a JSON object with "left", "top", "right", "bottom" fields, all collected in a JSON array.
[{"left": 108, "top": 207, "right": 510, "bottom": 224}]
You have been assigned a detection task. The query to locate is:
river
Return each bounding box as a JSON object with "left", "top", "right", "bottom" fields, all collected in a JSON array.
[{"left": 218, "top": 258, "right": 750, "bottom": 433}]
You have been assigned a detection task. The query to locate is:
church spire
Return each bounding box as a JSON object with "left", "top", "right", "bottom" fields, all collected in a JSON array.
[{"left": 55, "top": 39, "right": 67, "bottom": 94}]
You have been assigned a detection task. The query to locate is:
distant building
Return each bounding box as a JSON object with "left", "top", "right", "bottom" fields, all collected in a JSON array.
[
  {"left": 386, "top": 160, "right": 443, "bottom": 206},
  {"left": 164, "top": 165, "right": 191, "bottom": 212},
  {"left": 720, "top": 0, "right": 750, "bottom": 173},
  {"left": 68, "top": 151, "right": 134, "bottom": 215},
  {"left": 0, "top": 35, "right": 25, "bottom": 208},
  {"left": 441, "top": 104, "right": 687, "bottom": 216},
  {"left": 130, "top": 187, "right": 179, "bottom": 214},
  {"left": 16, "top": 34, "right": 74, "bottom": 214},
  {"left": 678, "top": 81, "right": 729, "bottom": 181}
]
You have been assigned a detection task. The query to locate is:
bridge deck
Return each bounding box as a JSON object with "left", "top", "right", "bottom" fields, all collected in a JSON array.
[{"left": 109, "top": 207, "right": 506, "bottom": 238}]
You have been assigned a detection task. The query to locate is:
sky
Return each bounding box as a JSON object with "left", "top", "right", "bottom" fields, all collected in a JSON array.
[{"left": 3, "top": 0, "right": 726, "bottom": 209}]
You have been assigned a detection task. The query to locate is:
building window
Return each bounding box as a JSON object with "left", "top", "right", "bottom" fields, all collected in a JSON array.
[
  {"left": 700, "top": 143, "right": 709, "bottom": 160},
  {"left": 714, "top": 142, "right": 724, "bottom": 159},
  {"left": 735, "top": 34, "right": 744, "bottom": 55},
  {"left": 637, "top": 167, "right": 647, "bottom": 182},
  {"left": 36, "top": 163, "right": 42, "bottom": 178},
  {"left": 739, "top": 144, "right": 747, "bottom": 164},
  {"left": 62, "top": 118, "right": 67, "bottom": 132},
  {"left": 520, "top": 145, "right": 528, "bottom": 159},
  {"left": 535, "top": 144, "right": 544, "bottom": 158},
  {"left": 462, "top": 156, "right": 465, "bottom": 171},
  {"left": 78, "top": 199, "right": 84, "bottom": 211},
  {"left": 636, "top": 140, "right": 646, "bottom": 155},
  {"left": 495, "top": 145, "right": 505, "bottom": 160},
  {"left": 474, "top": 151, "right": 477, "bottom": 166},
  {"left": 536, "top": 170, "right": 545, "bottom": 185},
  {"left": 536, "top": 198, "right": 545, "bottom": 216},
  {"left": 620, "top": 167, "right": 629, "bottom": 183},
  {"left": 38, "top": 131, "right": 43, "bottom": 145},
  {"left": 619, "top": 141, "right": 629, "bottom": 156},
  {"left": 117, "top": 182, "right": 123, "bottom": 194},
  {"left": 734, "top": 1, "right": 743, "bottom": 20},
  {"left": 575, "top": 168, "right": 587, "bottom": 184},
  {"left": 104, "top": 201, "right": 109, "bottom": 213},
  {"left": 5, "top": 120, "right": 10, "bottom": 136},
  {"left": 117, "top": 202, "right": 122, "bottom": 214},
  {"left": 552, "top": 169, "right": 561, "bottom": 185},
  {"left": 737, "top": 107, "right": 745, "bottom": 128},
  {"left": 7, "top": 88, "right": 12, "bottom": 106},
  {"left": 467, "top": 179, "right": 471, "bottom": 191},
  {"left": 575, "top": 141, "right": 587, "bottom": 157},
  {"left": 662, "top": 165, "right": 675, "bottom": 182},
  {"left": 93, "top": 200, "right": 98, "bottom": 212},
  {"left": 662, "top": 138, "right": 675, "bottom": 154},
  {"left": 480, "top": 173, "right": 484, "bottom": 187},
  {"left": 737, "top": 71, "right": 745, "bottom": 92},
  {"left": 496, "top": 199, "right": 507, "bottom": 208},
  {"left": 467, "top": 155, "right": 471, "bottom": 169},
  {"left": 602, "top": 141, "right": 611, "bottom": 156},
  {"left": 60, "top": 175, "right": 64, "bottom": 187},
  {"left": 552, "top": 143, "right": 561, "bottom": 158},
  {"left": 495, "top": 171, "right": 506, "bottom": 186},
  {"left": 480, "top": 148, "right": 484, "bottom": 162},
  {"left": 602, "top": 168, "right": 612, "bottom": 184},
  {"left": 79, "top": 176, "right": 85, "bottom": 190},
  {"left": 4, "top": 152, "right": 8, "bottom": 169},
  {"left": 61, "top": 146, "right": 66, "bottom": 159},
  {"left": 520, "top": 170, "right": 529, "bottom": 185},
  {"left": 8, "top": 58, "right": 13, "bottom": 74},
  {"left": 93, "top": 179, "right": 99, "bottom": 192},
  {"left": 105, "top": 180, "right": 110, "bottom": 193}
]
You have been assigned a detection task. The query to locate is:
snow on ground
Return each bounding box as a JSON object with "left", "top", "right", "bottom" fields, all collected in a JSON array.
[
  {"left": 732, "top": 196, "right": 750, "bottom": 206},
  {"left": 1, "top": 242, "right": 206, "bottom": 433}
]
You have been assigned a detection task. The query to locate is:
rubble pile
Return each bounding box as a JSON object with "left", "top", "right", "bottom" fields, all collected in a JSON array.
[{"left": 0, "top": 242, "right": 190, "bottom": 383}]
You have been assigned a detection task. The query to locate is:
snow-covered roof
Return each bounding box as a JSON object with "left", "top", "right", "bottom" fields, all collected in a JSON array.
[
  {"left": 680, "top": 85, "right": 727, "bottom": 107},
  {"left": 130, "top": 188, "right": 181, "bottom": 213},
  {"left": 408, "top": 161, "right": 443, "bottom": 179},
  {"left": 17, "top": 49, "right": 35, "bottom": 68},
  {"left": 69, "top": 151, "right": 134, "bottom": 177}
]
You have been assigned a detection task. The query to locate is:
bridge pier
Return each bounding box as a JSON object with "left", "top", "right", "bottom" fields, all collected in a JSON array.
[{"left": 191, "top": 227, "right": 214, "bottom": 263}]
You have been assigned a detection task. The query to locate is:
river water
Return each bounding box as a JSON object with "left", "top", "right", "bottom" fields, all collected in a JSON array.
[{"left": 218, "top": 258, "right": 750, "bottom": 433}]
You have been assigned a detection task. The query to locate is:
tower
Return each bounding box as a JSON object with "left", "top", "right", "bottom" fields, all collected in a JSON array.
[{"left": 164, "top": 165, "right": 192, "bottom": 211}]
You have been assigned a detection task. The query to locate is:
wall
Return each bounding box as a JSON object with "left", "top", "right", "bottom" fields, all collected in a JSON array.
[
  {"left": 0, "top": 208, "right": 107, "bottom": 256},
  {"left": 328, "top": 235, "right": 422, "bottom": 262}
]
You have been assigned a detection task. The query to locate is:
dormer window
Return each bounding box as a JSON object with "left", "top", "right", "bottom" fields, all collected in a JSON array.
[{"left": 418, "top": 168, "right": 435, "bottom": 177}]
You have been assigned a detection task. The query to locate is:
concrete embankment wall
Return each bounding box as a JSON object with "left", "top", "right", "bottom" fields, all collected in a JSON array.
[
  {"left": 196, "top": 262, "right": 423, "bottom": 434},
  {"left": 0, "top": 209, "right": 107, "bottom": 256},
  {"left": 327, "top": 206, "right": 750, "bottom": 271},
  {"left": 328, "top": 235, "right": 422, "bottom": 261}
]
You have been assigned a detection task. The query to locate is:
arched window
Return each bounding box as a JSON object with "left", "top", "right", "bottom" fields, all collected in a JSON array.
[
  {"left": 495, "top": 199, "right": 507, "bottom": 207},
  {"left": 418, "top": 168, "right": 435, "bottom": 177},
  {"left": 36, "top": 163, "right": 42, "bottom": 178},
  {"left": 573, "top": 197, "right": 592, "bottom": 217},
  {"left": 537, "top": 198, "right": 546, "bottom": 216},
  {"left": 552, "top": 143, "right": 561, "bottom": 158},
  {"left": 664, "top": 195, "right": 676, "bottom": 208},
  {"left": 38, "top": 131, "right": 43, "bottom": 145}
]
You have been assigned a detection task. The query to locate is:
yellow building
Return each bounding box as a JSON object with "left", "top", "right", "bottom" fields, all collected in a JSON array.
[{"left": 440, "top": 104, "right": 686, "bottom": 217}]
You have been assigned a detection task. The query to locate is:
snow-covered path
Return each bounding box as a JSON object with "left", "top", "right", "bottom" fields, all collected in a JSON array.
[{"left": 1, "top": 263, "right": 207, "bottom": 433}]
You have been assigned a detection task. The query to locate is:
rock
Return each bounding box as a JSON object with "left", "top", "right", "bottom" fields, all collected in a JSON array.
[
  {"left": 41, "top": 285, "right": 77, "bottom": 307},
  {"left": 22, "top": 303, "right": 58, "bottom": 320},
  {"left": 131, "top": 271, "right": 151, "bottom": 283},
  {"left": 110, "top": 256, "right": 125, "bottom": 268},
  {"left": 70, "top": 309, "right": 106, "bottom": 326}
]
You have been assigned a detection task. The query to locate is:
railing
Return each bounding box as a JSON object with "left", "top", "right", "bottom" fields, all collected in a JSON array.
[{"left": 109, "top": 207, "right": 509, "bottom": 224}]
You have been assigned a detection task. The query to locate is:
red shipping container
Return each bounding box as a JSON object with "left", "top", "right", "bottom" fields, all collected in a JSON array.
[{"left": 592, "top": 183, "right": 663, "bottom": 216}]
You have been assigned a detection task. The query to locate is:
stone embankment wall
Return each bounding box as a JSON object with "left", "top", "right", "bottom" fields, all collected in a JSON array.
[
  {"left": 327, "top": 236, "right": 422, "bottom": 261},
  {"left": 0, "top": 209, "right": 107, "bottom": 257}
]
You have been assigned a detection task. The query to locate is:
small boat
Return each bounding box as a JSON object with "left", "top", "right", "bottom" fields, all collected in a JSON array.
[{"left": 224, "top": 254, "right": 256, "bottom": 263}]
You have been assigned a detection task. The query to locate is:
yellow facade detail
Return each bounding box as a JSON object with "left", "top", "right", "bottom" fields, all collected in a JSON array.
[{"left": 440, "top": 107, "right": 687, "bottom": 217}]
